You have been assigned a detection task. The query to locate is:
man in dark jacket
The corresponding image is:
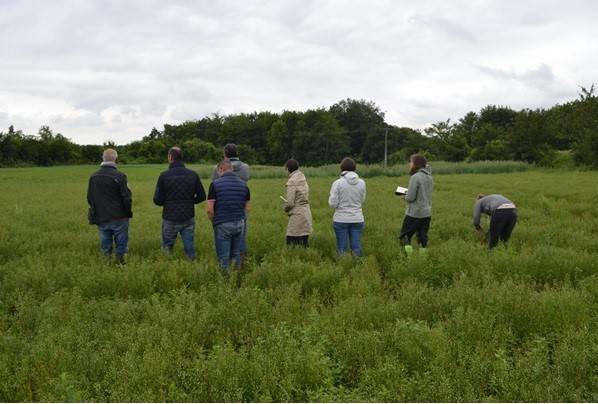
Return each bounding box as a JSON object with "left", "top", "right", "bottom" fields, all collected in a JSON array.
[
  {"left": 207, "top": 160, "right": 250, "bottom": 270},
  {"left": 153, "top": 147, "right": 206, "bottom": 260},
  {"left": 211, "top": 143, "right": 251, "bottom": 262},
  {"left": 87, "top": 148, "right": 133, "bottom": 264}
]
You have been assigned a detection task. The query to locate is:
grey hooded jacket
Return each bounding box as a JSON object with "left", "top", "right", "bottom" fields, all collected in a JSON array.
[
  {"left": 328, "top": 171, "right": 366, "bottom": 223},
  {"left": 211, "top": 157, "right": 250, "bottom": 183},
  {"left": 404, "top": 165, "right": 433, "bottom": 218}
]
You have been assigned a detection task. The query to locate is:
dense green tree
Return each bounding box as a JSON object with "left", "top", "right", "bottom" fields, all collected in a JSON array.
[
  {"left": 267, "top": 119, "right": 292, "bottom": 165},
  {"left": 507, "top": 109, "right": 556, "bottom": 165},
  {"left": 329, "top": 99, "right": 385, "bottom": 158},
  {"left": 570, "top": 87, "right": 598, "bottom": 167},
  {"left": 454, "top": 111, "right": 478, "bottom": 148},
  {"left": 2, "top": 89, "right": 598, "bottom": 168},
  {"left": 292, "top": 110, "right": 350, "bottom": 166},
  {"left": 478, "top": 105, "right": 517, "bottom": 129},
  {"left": 181, "top": 138, "right": 221, "bottom": 163}
]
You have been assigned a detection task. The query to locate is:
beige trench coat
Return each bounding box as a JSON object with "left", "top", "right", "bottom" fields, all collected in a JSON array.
[{"left": 284, "top": 170, "right": 313, "bottom": 236}]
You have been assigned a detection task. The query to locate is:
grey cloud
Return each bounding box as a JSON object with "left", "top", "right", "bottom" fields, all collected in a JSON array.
[
  {"left": 0, "top": 0, "right": 596, "bottom": 143},
  {"left": 477, "top": 64, "right": 556, "bottom": 84},
  {"left": 407, "top": 14, "right": 477, "bottom": 44}
]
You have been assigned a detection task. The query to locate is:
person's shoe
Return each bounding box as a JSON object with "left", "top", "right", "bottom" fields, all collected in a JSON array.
[
  {"left": 115, "top": 255, "right": 126, "bottom": 266},
  {"left": 404, "top": 245, "right": 413, "bottom": 256},
  {"left": 419, "top": 247, "right": 428, "bottom": 257}
]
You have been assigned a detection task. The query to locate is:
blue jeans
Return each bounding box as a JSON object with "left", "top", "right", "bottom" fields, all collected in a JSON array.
[
  {"left": 98, "top": 219, "right": 129, "bottom": 257},
  {"left": 213, "top": 219, "right": 245, "bottom": 270},
  {"left": 333, "top": 221, "right": 365, "bottom": 257},
  {"left": 162, "top": 218, "right": 196, "bottom": 259},
  {"left": 239, "top": 218, "right": 248, "bottom": 253}
]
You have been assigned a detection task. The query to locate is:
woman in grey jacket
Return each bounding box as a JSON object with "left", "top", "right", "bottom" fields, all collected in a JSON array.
[
  {"left": 328, "top": 157, "right": 366, "bottom": 256},
  {"left": 399, "top": 154, "right": 433, "bottom": 255}
]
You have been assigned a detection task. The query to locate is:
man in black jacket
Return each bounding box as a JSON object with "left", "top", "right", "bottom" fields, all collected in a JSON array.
[
  {"left": 87, "top": 148, "right": 133, "bottom": 264},
  {"left": 154, "top": 147, "right": 206, "bottom": 260}
]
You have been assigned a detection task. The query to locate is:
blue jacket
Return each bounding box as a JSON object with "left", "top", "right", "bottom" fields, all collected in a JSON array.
[{"left": 208, "top": 172, "right": 250, "bottom": 225}]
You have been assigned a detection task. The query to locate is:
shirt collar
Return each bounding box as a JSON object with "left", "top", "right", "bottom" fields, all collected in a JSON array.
[{"left": 169, "top": 160, "right": 185, "bottom": 169}]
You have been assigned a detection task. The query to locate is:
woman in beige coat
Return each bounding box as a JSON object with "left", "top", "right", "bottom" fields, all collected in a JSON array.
[{"left": 283, "top": 159, "right": 313, "bottom": 247}]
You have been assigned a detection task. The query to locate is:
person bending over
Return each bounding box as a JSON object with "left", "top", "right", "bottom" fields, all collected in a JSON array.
[{"left": 473, "top": 194, "right": 517, "bottom": 249}]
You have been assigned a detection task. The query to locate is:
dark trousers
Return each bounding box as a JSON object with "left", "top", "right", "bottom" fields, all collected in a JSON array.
[
  {"left": 489, "top": 209, "right": 517, "bottom": 248},
  {"left": 286, "top": 235, "right": 309, "bottom": 248},
  {"left": 399, "top": 215, "right": 431, "bottom": 247}
]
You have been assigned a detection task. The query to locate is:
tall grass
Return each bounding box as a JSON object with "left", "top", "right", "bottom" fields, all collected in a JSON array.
[
  {"left": 0, "top": 167, "right": 596, "bottom": 401},
  {"left": 213, "top": 160, "right": 532, "bottom": 179}
]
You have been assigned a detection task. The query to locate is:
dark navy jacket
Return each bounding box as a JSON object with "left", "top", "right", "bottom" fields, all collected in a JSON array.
[
  {"left": 87, "top": 164, "right": 133, "bottom": 225},
  {"left": 208, "top": 172, "right": 250, "bottom": 225},
  {"left": 153, "top": 161, "right": 206, "bottom": 221}
]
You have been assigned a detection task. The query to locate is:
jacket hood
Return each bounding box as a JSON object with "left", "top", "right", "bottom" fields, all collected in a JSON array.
[
  {"left": 287, "top": 170, "right": 307, "bottom": 186},
  {"left": 417, "top": 164, "right": 432, "bottom": 175},
  {"left": 341, "top": 171, "right": 360, "bottom": 185},
  {"left": 231, "top": 159, "right": 243, "bottom": 172}
]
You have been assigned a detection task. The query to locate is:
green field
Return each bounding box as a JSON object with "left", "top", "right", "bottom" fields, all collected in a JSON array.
[{"left": 0, "top": 165, "right": 597, "bottom": 401}]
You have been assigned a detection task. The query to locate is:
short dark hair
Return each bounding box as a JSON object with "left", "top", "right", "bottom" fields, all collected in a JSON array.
[
  {"left": 168, "top": 146, "right": 183, "bottom": 161},
  {"left": 340, "top": 157, "right": 356, "bottom": 172},
  {"left": 285, "top": 159, "right": 299, "bottom": 173},
  {"left": 477, "top": 193, "right": 486, "bottom": 200},
  {"left": 224, "top": 143, "right": 238, "bottom": 158}
]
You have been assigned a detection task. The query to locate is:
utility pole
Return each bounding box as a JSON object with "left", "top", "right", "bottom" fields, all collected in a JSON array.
[{"left": 384, "top": 127, "right": 388, "bottom": 169}]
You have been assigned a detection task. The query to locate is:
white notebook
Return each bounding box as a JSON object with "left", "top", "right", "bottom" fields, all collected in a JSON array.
[{"left": 395, "top": 186, "right": 408, "bottom": 195}]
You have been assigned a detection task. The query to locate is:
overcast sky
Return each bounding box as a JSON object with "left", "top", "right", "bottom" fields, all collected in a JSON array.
[{"left": 1, "top": 0, "right": 596, "bottom": 144}]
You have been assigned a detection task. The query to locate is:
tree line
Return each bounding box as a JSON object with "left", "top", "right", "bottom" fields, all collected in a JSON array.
[{"left": 1, "top": 86, "right": 597, "bottom": 168}]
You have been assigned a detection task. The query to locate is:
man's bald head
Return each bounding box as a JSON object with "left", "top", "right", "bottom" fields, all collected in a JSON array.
[
  {"left": 102, "top": 148, "right": 118, "bottom": 162},
  {"left": 217, "top": 159, "right": 233, "bottom": 175}
]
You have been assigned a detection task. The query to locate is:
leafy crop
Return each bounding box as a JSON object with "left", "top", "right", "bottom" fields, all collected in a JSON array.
[{"left": 0, "top": 166, "right": 596, "bottom": 401}]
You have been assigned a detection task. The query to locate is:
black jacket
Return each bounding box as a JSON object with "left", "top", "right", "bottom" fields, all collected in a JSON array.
[
  {"left": 87, "top": 165, "right": 133, "bottom": 224},
  {"left": 153, "top": 161, "right": 206, "bottom": 221}
]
